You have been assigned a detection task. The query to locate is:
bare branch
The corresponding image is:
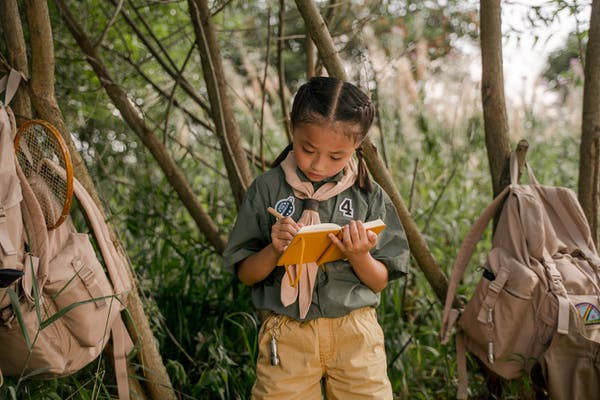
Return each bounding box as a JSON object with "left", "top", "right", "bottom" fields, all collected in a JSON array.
[
  {"left": 94, "top": 0, "right": 124, "bottom": 49},
  {"left": 277, "top": 0, "right": 292, "bottom": 142},
  {"left": 259, "top": 8, "right": 272, "bottom": 171}
]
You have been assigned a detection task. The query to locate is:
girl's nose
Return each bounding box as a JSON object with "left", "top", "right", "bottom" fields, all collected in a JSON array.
[{"left": 310, "top": 154, "right": 323, "bottom": 170}]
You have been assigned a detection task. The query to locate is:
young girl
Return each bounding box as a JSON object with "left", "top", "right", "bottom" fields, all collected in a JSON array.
[{"left": 224, "top": 76, "right": 409, "bottom": 399}]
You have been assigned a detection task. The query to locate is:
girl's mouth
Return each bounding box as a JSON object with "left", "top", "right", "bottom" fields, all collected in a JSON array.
[{"left": 307, "top": 172, "right": 323, "bottom": 181}]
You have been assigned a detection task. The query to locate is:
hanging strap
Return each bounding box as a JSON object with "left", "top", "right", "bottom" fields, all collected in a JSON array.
[
  {"left": 542, "top": 248, "right": 571, "bottom": 334},
  {"left": 112, "top": 316, "right": 134, "bottom": 400},
  {"left": 0, "top": 69, "right": 22, "bottom": 105},
  {"left": 440, "top": 184, "right": 511, "bottom": 342},
  {"left": 456, "top": 332, "right": 468, "bottom": 400},
  {"left": 42, "top": 158, "right": 131, "bottom": 297}
]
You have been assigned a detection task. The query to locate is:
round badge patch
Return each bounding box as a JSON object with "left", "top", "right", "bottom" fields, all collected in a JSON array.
[{"left": 274, "top": 196, "right": 295, "bottom": 217}]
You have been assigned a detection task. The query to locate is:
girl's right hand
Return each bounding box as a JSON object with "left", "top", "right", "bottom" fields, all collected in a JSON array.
[{"left": 271, "top": 217, "right": 302, "bottom": 255}]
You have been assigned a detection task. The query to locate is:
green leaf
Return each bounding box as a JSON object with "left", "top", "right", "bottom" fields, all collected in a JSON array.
[
  {"left": 40, "top": 294, "right": 117, "bottom": 330},
  {"left": 6, "top": 288, "right": 32, "bottom": 351}
]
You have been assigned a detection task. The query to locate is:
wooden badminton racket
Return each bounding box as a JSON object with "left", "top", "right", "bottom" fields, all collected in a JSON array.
[{"left": 14, "top": 119, "right": 74, "bottom": 230}]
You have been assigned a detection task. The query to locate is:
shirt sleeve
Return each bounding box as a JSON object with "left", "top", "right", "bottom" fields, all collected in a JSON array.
[
  {"left": 223, "top": 179, "right": 271, "bottom": 275},
  {"left": 367, "top": 185, "right": 410, "bottom": 281}
]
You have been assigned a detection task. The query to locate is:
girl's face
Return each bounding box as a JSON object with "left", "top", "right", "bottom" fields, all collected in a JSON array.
[{"left": 292, "top": 122, "right": 358, "bottom": 182}]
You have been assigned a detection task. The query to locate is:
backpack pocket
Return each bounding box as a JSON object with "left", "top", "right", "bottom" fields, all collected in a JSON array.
[
  {"left": 44, "top": 233, "right": 119, "bottom": 347},
  {"left": 459, "top": 248, "right": 541, "bottom": 379},
  {"left": 0, "top": 164, "right": 24, "bottom": 311},
  {"left": 0, "top": 298, "right": 69, "bottom": 377}
]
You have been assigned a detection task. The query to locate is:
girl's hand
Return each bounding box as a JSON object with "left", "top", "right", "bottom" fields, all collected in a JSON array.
[
  {"left": 271, "top": 217, "right": 303, "bottom": 255},
  {"left": 328, "top": 220, "right": 378, "bottom": 258}
]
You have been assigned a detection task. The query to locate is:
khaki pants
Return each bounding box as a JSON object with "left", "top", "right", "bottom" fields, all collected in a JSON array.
[{"left": 252, "top": 307, "right": 393, "bottom": 400}]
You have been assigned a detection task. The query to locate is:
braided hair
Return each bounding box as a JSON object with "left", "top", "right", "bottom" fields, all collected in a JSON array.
[{"left": 272, "top": 76, "right": 375, "bottom": 192}]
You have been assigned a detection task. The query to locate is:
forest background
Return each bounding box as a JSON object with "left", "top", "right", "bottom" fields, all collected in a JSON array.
[{"left": 0, "top": 0, "right": 597, "bottom": 399}]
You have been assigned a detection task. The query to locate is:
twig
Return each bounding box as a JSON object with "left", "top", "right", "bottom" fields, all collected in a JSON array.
[
  {"left": 163, "top": 44, "right": 195, "bottom": 144},
  {"left": 93, "top": 0, "right": 124, "bottom": 49},
  {"left": 259, "top": 8, "right": 272, "bottom": 171},
  {"left": 408, "top": 158, "right": 419, "bottom": 212},
  {"left": 277, "top": 0, "right": 292, "bottom": 142},
  {"left": 422, "top": 164, "right": 458, "bottom": 234},
  {"left": 210, "top": 0, "right": 234, "bottom": 16}
]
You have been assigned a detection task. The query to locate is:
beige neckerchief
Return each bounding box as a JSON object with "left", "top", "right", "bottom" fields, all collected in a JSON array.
[{"left": 279, "top": 151, "right": 357, "bottom": 318}]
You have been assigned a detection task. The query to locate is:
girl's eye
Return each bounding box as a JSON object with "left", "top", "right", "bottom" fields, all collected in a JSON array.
[
  {"left": 303, "top": 147, "right": 315, "bottom": 154},
  {"left": 330, "top": 156, "right": 342, "bottom": 161}
]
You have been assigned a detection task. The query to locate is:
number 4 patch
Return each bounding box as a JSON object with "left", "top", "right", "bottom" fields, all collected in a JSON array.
[{"left": 339, "top": 198, "right": 354, "bottom": 218}]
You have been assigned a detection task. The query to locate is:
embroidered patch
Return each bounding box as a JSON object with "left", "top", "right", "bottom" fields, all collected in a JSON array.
[
  {"left": 575, "top": 302, "right": 600, "bottom": 325},
  {"left": 338, "top": 198, "right": 354, "bottom": 218},
  {"left": 274, "top": 196, "right": 295, "bottom": 217}
]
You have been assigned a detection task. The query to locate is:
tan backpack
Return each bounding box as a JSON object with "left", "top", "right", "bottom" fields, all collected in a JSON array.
[
  {"left": 0, "top": 70, "right": 133, "bottom": 399},
  {"left": 441, "top": 150, "right": 600, "bottom": 399}
]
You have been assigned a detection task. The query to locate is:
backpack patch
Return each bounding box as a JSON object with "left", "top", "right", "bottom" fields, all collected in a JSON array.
[{"left": 576, "top": 302, "right": 600, "bottom": 325}]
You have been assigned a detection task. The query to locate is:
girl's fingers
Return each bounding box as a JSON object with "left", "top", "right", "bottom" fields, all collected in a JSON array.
[
  {"left": 348, "top": 220, "right": 363, "bottom": 244},
  {"left": 367, "top": 230, "right": 378, "bottom": 245},
  {"left": 328, "top": 233, "right": 345, "bottom": 251},
  {"left": 342, "top": 224, "right": 351, "bottom": 244}
]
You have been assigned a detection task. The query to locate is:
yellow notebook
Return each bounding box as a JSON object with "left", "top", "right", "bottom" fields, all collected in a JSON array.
[{"left": 276, "top": 219, "right": 386, "bottom": 267}]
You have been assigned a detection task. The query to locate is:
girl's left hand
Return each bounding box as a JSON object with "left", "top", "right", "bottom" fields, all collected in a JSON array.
[{"left": 328, "top": 220, "right": 378, "bottom": 258}]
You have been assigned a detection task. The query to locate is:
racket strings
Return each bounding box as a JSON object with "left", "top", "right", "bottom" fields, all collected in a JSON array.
[
  {"left": 27, "top": 174, "right": 63, "bottom": 228},
  {"left": 15, "top": 122, "right": 71, "bottom": 229}
]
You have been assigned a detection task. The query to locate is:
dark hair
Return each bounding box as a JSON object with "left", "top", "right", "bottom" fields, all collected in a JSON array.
[{"left": 272, "top": 77, "right": 375, "bottom": 191}]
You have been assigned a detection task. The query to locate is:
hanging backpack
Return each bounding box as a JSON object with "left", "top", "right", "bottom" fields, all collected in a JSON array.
[
  {"left": 441, "top": 150, "right": 600, "bottom": 399},
  {"left": 0, "top": 70, "right": 134, "bottom": 399}
]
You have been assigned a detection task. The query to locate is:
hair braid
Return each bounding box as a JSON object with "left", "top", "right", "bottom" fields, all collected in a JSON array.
[{"left": 355, "top": 145, "right": 373, "bottom": 192}]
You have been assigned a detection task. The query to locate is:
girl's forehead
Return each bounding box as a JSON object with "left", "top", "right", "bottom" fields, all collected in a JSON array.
[{"left": 294, "top": 122, "right": 359, "bottom": 146}]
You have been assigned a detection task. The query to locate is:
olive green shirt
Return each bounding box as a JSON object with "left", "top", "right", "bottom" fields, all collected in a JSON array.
[{"left": 223, "top": 166, "right": 409, "bottom": 321}]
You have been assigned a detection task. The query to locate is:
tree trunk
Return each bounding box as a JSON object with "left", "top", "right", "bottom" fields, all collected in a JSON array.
[
  {"left": 277, "top": 0, "right": 292, "bottom": 142},
  {"left": 480, "top": 0, "right": 511, "bottom": 197},
  {"left": 294, "top": 0, "right": 450, "bottom": 303},
  {"left": 0, "top": 0, "right": 32, "bottom": 125},
  {"left": 578, "top": 0, "right": 600, "bottom": 246},
  {"left": 188, "top": 0, "right": 253, "bottom": 207}
]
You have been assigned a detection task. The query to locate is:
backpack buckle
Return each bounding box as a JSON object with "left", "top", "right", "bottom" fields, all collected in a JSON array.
[{"left": 0, "top": 205, "right": 6, "bottom": 223}]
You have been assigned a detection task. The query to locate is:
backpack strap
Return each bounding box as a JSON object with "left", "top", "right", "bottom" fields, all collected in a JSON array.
[
  {"left": 542, "top": 248, "right": 571, "bottom": 335},
  {"left": 455, "top": 332, "right": 468, "bottom": 400},
  {"left": 112, "top": 316, "right": 134, "bottom": 400},
  {"left": 440, "top": 184, "right": 511, "bottom": 343},
  {"left": 16, "top": 160, "right": 50, "bottom": 292},
  {"left": 42, "top": 158, "right": 131, "bottom": 297},
  {"left": 0, "top": 69, "right": 22, "bottom": 105},
  {"left": 510, "top": 148, "right": 539, "bottom": 186}
]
